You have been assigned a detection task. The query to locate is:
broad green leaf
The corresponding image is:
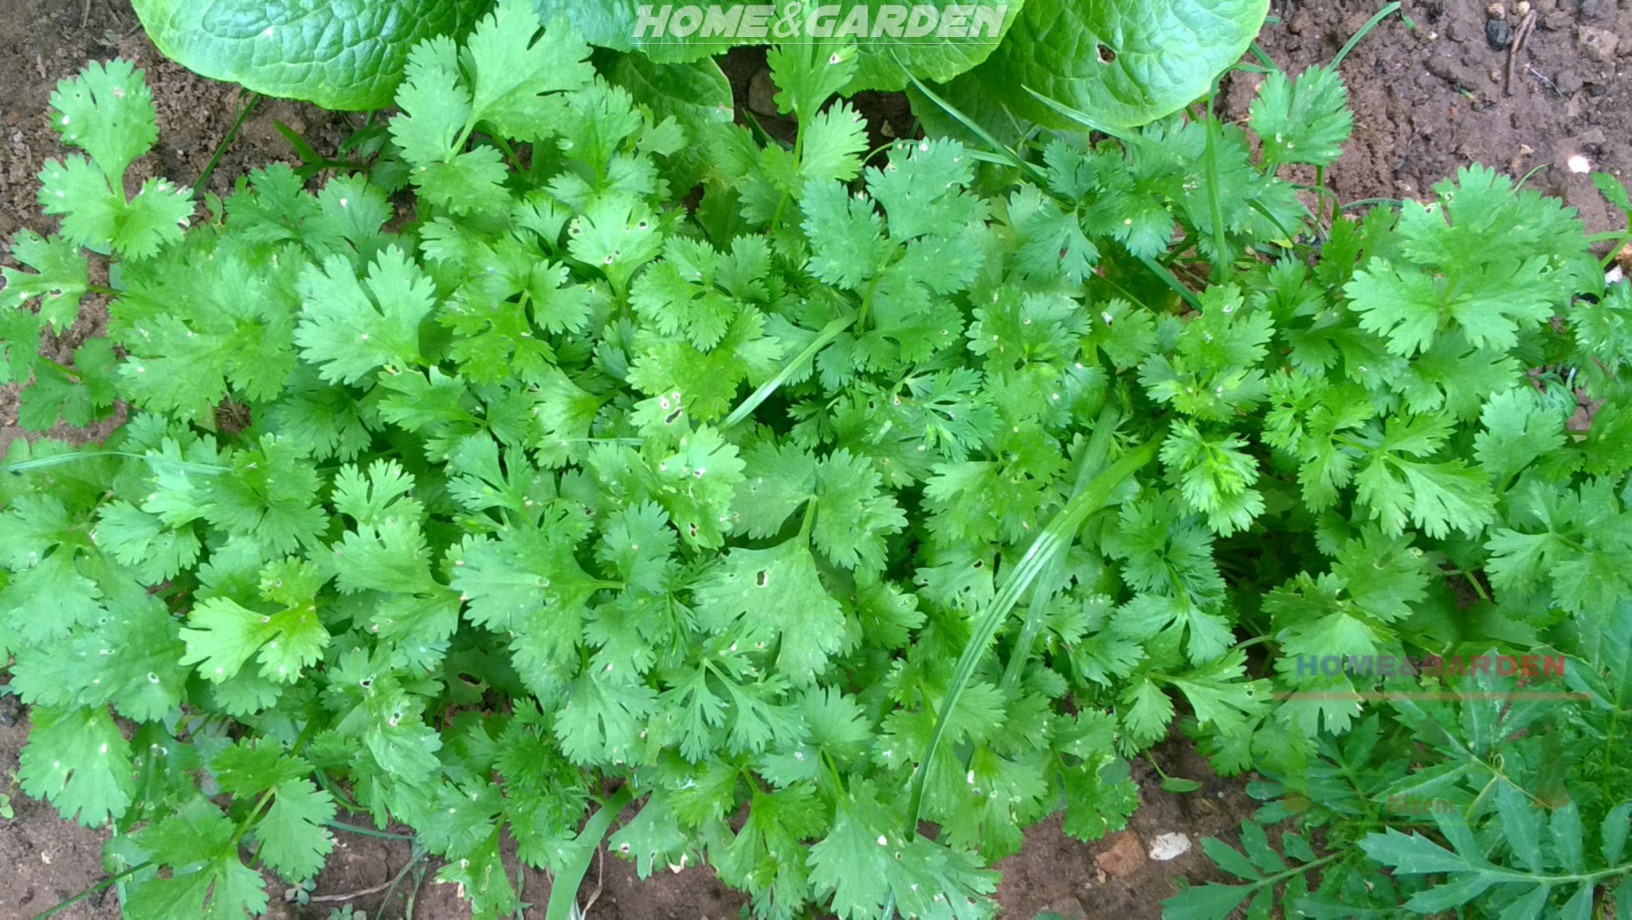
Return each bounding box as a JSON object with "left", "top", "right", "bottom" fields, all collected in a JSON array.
[
  {"left": 1161, "top": 882, "right": 1251, "bottom": 920},
  {"left": 539, "top": 0, "right": 1016, "bottom": 89},
  {"left": 938, "top": 0, "right": 1268, "bottom": 130},
  {"left": 131, "top": 0, "right": 492, "bottom": 110},
  {"left": 1603, "top": 802, "right": 1632, "bottom": 864}
]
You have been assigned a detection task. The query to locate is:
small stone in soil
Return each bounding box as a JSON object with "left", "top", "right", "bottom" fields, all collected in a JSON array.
[
  {"left": 1487, "top": 18, "right": 1514, "bottom": 48},
  {"left": 747, "top": 68, "right": 777, "bottom": 116},
  {"left": 1577, "top": 26, "right": 1620, "bottom": 62},
  {"left": 1095, "top": 831, "right": 1147, "bottom": 879},
  {"left": 1147, "top": 832, "right": 1192, "bottom": 862}
]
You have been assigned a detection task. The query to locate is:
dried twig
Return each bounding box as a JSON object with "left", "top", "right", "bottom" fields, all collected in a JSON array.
[
  {"left": 1504, "top": 8, "right": 1538, "bottom": 96},
  {"left": 310, "top": 854, "right": 422, "bottom": 904}
]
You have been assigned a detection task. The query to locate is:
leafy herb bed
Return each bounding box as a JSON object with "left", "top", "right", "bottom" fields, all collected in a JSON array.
[{"left": 2, "top": 2, "right": 1631, "bottom": 917}]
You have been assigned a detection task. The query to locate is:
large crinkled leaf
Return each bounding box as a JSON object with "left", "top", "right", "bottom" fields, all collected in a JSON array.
[
  {"left": 131, "top": 0, "right": 493, "bottom": 110},
  {"left": 932, "top": 0, "right": 1268, "bottom": 130},
  {"left": 537, "top": 0, "right": 1018, "bottom": 90}
]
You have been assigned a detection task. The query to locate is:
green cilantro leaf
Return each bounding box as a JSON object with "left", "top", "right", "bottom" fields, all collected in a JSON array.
[
  {"left": 49, "top": 58, "right": 159, "bottom": 182},
  {"left": 124, "top": 799, "right": 269, "bottom": 919},
  {"left": 1, "top": 231, "right": 87, "bottom": 330},
  {"left": 1249, "top": 67, "right": 1351, "bottom": 169},
  {"left": 294, "top": 246, "right": 434, "bottom": 384},
  {"left": 695, "top": 539, "right": 846, "bottom": 686},
  {"left": 17, "top": 705, "right": 134, "bottom": 826}
]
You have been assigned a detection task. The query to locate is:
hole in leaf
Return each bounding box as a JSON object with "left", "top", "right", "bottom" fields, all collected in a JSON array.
[{"left": 1096, "top": 43, "right": 1117, "bottom": 63}]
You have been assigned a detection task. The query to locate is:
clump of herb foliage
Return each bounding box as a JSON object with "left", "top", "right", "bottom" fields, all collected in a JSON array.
[{"left": 2, "top": 3, "right": 1631, "bottom": 918}]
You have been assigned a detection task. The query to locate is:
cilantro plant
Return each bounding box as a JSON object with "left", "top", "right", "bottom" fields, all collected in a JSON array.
[{"left": 4, "top": 4, "right": 1632, "bottom": 918}]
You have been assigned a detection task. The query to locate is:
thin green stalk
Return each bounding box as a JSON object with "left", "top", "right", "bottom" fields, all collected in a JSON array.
[
  {"left": 33, "top": 860, "right": 154, "bottom": 919},
  {"left": 325, "top": 820, "right": 417, "bottom": 841},
  {"left": 544, "top": 785, "right": 633, "bottom": 920},
  {"left": 1330, "top": 2, "right": 1403, "bottom": 70},
  {"left": 1135, "top": 255, "right": 1202, "bottom": 311},
  {"left": 997, "top": 405, "right": 1122, "bottom": 696},
  {"left": 195, "top": 92, "right": 259, "bottom": 194},
  {"left": 908, "top": 74, "right": 1049, "bottom": 187},
  {"left": 721, "top": 315, "right": 854, "bottom": 430},
  {"left": 1200, "top": 103, "right": 1231, "bottom": 283},
  {"left": 901, "top": 430, "right": 1163, "bottom": 840},
  {"left": 1339, "top": 197, "right": 1405, "bottom": 212},
  {"left": 374, "top": 850, "right": 430, "bottom": 920},
  {"left": 0, "top": 451, "right": 228, "bottom": 476},
  {"left": 1248, "top": 41, "right": 1284, "bottom": 75}
]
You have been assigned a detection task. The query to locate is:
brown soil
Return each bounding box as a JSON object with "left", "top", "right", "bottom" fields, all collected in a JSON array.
[
  {"left": 19, "top": 0, "right": 1615, "bottom": 916},
  {"left": 1220, "top": 0, "right": 1632, "bottom": 235}
]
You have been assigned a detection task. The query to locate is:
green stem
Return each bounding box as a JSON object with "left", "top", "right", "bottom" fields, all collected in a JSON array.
[
  {"left": 35, "top": 356, "right": 80, "bottom": 380},
  {"left": 1200, "top": 104, "right": 1231, "bottom": 283},
  {"left": 325, "top": 820, "right": 417, "bottom": 841},
  {"left": 34, "top": 860, "right": 155, "bottom": 919},
  {"left": 1330, "top": 2, "right": 1403, "bottom": 70},
  {"left": 797, "top": 493, "right": 819, "bottom": 544}
]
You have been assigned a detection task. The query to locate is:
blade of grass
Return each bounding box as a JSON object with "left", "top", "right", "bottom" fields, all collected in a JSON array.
[
  {"left": 1330, "top": 2, "right": 1404, "bottom": 70},
  {"left": 1, "top": 451, "right": 228, "bottom": 476},
  {"left": 34, "top": 861, "right": 154, "bottom": 919},
  {"left": 901, "top": 428, "right": 1163, "bottom": 840},
  {"left": 721, "top": 315, "right": 854, "bottom": 430},
  {"left": 904, "top": 72, "right": 1048, "bottom": 186},
  {"left": 1200, "top": 101, "right": 1231, "bottom": 283},
  {"left": 194, "top": 92, "right": 259, "bottom": 195},
  {"left": 998, "top": 405, "right": 1122, "bottom": 697},
  {"left": 544, "top": 785, "right": 633, "bottom": 920}
]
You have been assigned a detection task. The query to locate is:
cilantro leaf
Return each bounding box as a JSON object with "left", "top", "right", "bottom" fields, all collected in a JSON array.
[
  {"left": 17, "top": 705, "right": 134, "bottom": 826},
  {"left": 294, "top": 246, "right": 434, "bottom": 384},
  {"left": 39, "top": 157, "right": 190, "bottom": 258},
  {"left": 123, "top": 799, "right": 269, "bottom": 919},
  {"left": 1, "top": 231, "right": 88, "bottom": 330},
  {"left": 695, "top": 539, "right": 846, "bottom": 686},
  {"left": 49, "top": 58, "right": 158, "bottom": 182},
  {"left": 1249, "top": 67, "right": 1352, "bottom": 169}
]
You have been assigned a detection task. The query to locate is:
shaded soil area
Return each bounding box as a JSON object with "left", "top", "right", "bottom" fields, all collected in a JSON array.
[{"left": 1219, "top": 0, "right": 1632, "bottom": 234}]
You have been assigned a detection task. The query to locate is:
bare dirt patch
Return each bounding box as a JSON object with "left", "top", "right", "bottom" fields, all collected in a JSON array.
[{"left": 1220, "top": 0, "right": 1632, "bottom": 234}]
